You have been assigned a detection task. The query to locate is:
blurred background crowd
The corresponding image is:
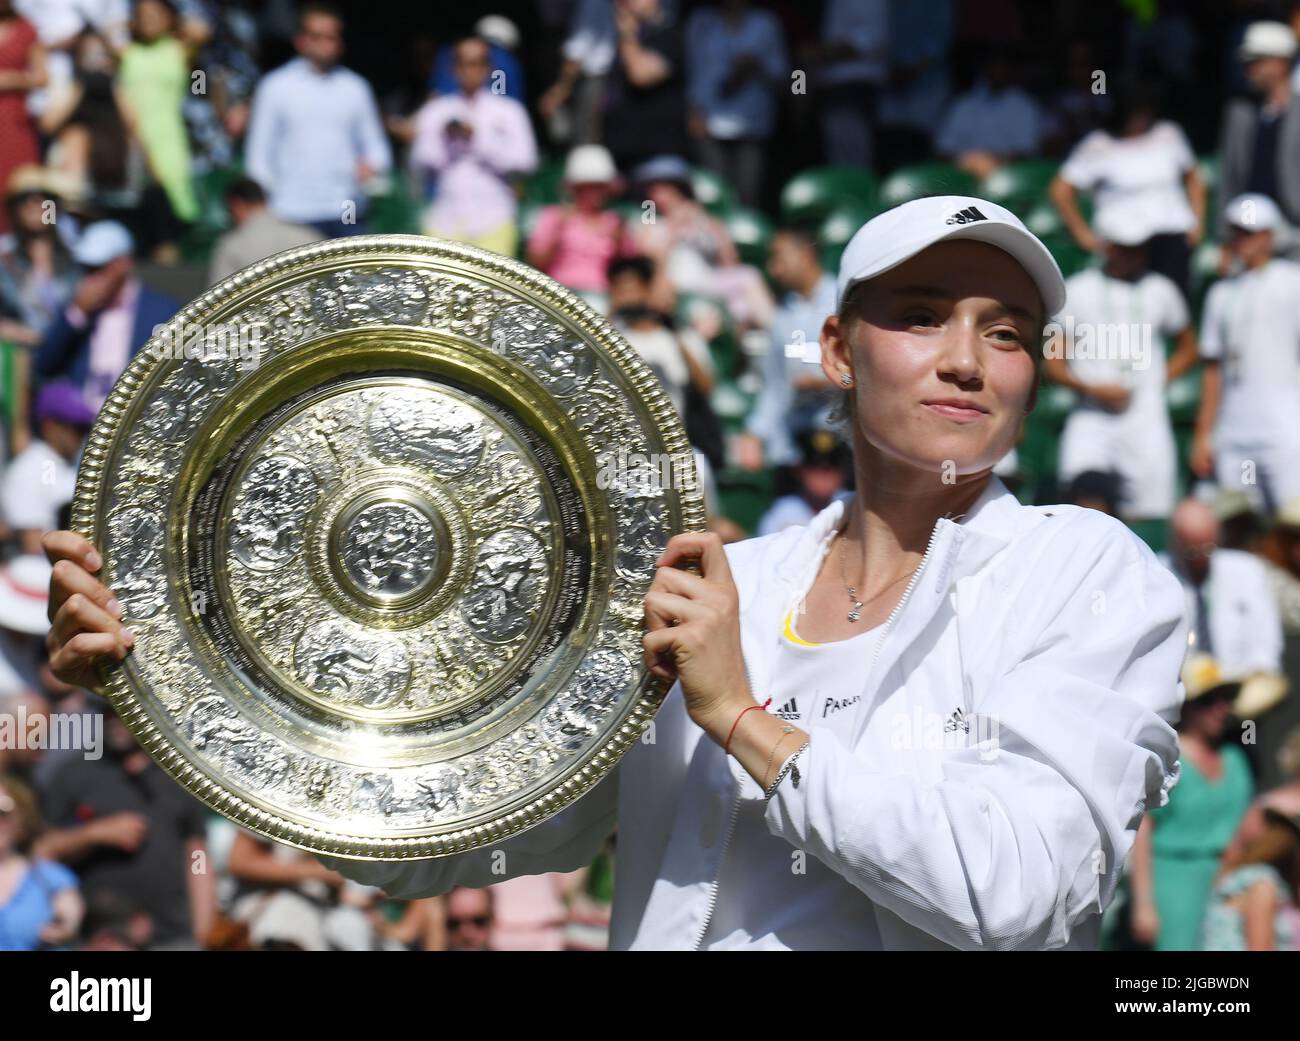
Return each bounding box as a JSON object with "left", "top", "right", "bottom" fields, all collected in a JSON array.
[{"left": 2, "top": 0, "right": 1300, "bottom": 951}]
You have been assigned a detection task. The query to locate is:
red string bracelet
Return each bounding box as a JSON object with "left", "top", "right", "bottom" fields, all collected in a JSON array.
[{"left": 725, "top": 697, "right": 771, "bottom": 756}]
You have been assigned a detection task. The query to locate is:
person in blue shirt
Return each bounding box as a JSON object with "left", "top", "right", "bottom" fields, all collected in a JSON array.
[
  {"left": 739, "top": 226, "right": 840, "bottom": 469},
  {"left": 0, "top": 773, "right": 83, "bottom": 950}
]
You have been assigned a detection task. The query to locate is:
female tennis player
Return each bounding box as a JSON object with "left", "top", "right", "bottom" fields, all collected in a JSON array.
[{"left": 43, "top": 196, "right": 1189, "bottom": 950}]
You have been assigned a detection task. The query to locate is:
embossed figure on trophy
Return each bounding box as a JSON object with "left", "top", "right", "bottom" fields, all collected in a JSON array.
[
  {"left": 339, "top": 502, "right": 437, "bottom": 597},
  {"left": 230, "top": 456, "right": 319, "bottom": 570},
  {"left": 294, "top": 619, "right": 412, "bottom": 710},
  {"left": 461, "top": 528, "right": 546, "bottom": 643},
  {"left": 466, "top": 550, "right": 531, "bottom": 632},
  {"left": 368, "top": 391, "right": 486, "bottom": 475}
]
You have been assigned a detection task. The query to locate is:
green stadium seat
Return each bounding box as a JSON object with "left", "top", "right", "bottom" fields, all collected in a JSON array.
[
  {"left": 1023, "top": 199, "right": 1066, "bottom": 240},
  {"left": 816, "top": 203, "right": 878, "bottom": 272},
  {"left": 180, "top": 163, "right": 243, "bottom": 262},
  {"left": 367, "top": 173, "right": 421, "bottom": 235},
  {"left": 716, "top": 466, "right": 775, "bottom": 536},
  {"left": 1190, "top": 240, "right": 1224, "bottom": 314},
  {"left": 690, "top": 167, "right": 738, "bottom": 215},
  {"left": 1127, "top": 518, "right": 1168, "bottom": 555},
  {"left": 1166, "top": 369, "right": 1201, "bottom": 426},
  {"left": 1197, "top": 154, "right": 1219, "bottom": 201},
  {"left": 523, "top": 158, "right": 567, "bottom": 205},
  {"left": 515, "top": 200, "right": 547, "bottom": 259},
  {"left": 877, "top": 162, "right": 977, "bottom": 209},
  {"left": 779, "top": 166, "right": 879, "bottom": 225},
  {"left": 723, "top": 207, "right": 775, "bottom": 268},
  {"left": 980, "top": 159, "right": 1059, "bottom": 218}
]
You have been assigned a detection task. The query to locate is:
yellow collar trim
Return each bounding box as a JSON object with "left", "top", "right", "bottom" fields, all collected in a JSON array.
[{"left": 782, "top": 608, "right": 822, "bottom": 648}]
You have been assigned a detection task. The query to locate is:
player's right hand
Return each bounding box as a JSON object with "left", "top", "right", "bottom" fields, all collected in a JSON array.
[{"left": 42, "top": 530, "right": 134, "bottom": 690}]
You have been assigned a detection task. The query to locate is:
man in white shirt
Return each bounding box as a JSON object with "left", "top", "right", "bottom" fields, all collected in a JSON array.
[
  {"left": 1045, "top": 210, "right": 1198, "bottom": 520},
  {"left": 1163, "top": 497, "right": 1283, "bottom": 680},
  {"left": 1194, "top": 193, "right": 1300, "bottom": 515},
  {"left": 244, "top": 3, "right": 392, "bottom": 237},
  {"left": 0, "top": 381, "right": 93, "bottom": 555}
]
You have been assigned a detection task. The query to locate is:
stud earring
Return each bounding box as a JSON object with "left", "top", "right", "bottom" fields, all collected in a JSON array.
[{"left": 839, "top": 373, "right": 854, "bottom": 387}]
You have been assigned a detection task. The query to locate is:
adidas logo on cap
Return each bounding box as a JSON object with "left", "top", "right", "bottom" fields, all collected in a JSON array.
[{"left": 945, "top": 205, "right": 988, "bottom": 225}]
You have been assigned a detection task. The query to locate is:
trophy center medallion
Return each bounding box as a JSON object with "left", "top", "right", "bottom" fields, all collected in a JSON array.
[{"left": 329, "top": 488, "right": 450, "bottom": 612}]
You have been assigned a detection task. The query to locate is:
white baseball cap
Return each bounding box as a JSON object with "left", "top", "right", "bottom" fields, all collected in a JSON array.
[
  {"left": 475, "top": 15, "right": 520, "bottom": 51},
  {"left": 1239, "top": 21, "right": 1297, "bottom": 61},
  {"left": 72, "top": 220, "right": 134, "bottom": 266},
  {"left": 836, "top": 196, "right": 1067, "bottom": 317},
  {"left": 1224, "top": 192, "right": 1283, "bottom": 232}
]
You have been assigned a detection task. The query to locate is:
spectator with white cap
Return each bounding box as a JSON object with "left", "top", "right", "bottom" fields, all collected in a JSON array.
[
  {"left": 1193, "top": 193, "right": 1300, "bottom": 515},
  {"left": 0, "top": 552, "right": 53, "bottom": 705},
  {"left": 1045, "top": 206, "right": 1199, "bottom": 523},
  {"left": 0, "top": 380, "right": 94, "bottom": 556},
  {"left": 525, "top": 144, "right": 636, "bottom": 311},
  {"left": 1217, "top": 20, "right": 1300, "bottom": 244},
  {"left": 33, "top": 220, "right": 177, "bottom": 412}
]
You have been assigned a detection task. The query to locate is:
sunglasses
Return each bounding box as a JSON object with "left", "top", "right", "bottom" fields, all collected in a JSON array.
[{"left": 447, "top": 914, "right": 490, "bottom": 928}]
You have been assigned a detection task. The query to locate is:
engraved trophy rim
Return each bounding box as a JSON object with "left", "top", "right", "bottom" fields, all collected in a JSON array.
[{"left": 72, "top": 233, "right": 706, "bottom": 861}]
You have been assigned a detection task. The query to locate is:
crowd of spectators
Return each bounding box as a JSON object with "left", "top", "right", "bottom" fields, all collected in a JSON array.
[{"left": 1, "top": 0, "right": 1300, "bottom": 950}]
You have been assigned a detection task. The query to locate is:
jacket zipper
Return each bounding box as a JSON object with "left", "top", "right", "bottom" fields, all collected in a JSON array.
[
  {"left": 692, "top": 655, "right": 754, "bottom": 950},
  {"left": 692, "top": 523, "right": 944, "bottom": 950},
  {"left": 870, "top": 521, "right": 944, "bottom": 672}
]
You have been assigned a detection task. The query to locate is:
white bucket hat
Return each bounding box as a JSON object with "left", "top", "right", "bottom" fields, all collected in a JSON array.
[
  {"left": 0, "top": 554, "right": 51, "bottom": 635},
  {"left": 564, "top": 144, "right": 619, "bottom": 186}
]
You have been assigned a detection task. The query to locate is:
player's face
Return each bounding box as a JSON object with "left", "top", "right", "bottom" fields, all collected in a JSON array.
[{"left": 822, "top": 240, "right": 1042, "bottom": 478}]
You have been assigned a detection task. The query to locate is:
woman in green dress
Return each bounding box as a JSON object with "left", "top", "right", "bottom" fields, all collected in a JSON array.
[
  {"left": 117, "top": 0, "right": 199, "bottom": 234},
  {"left": 1126, "top": 655, "right": 1255, "bottom": 950}
]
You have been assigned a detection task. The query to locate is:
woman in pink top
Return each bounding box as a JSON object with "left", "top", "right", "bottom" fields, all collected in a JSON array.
[{"left": 526, "top": 145, "right": 637, "bottom": 310}]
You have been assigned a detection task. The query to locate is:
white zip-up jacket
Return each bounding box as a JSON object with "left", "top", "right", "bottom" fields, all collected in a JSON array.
[{"left": 320, "top": 476, "right": 1188, "bottom": 950}]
